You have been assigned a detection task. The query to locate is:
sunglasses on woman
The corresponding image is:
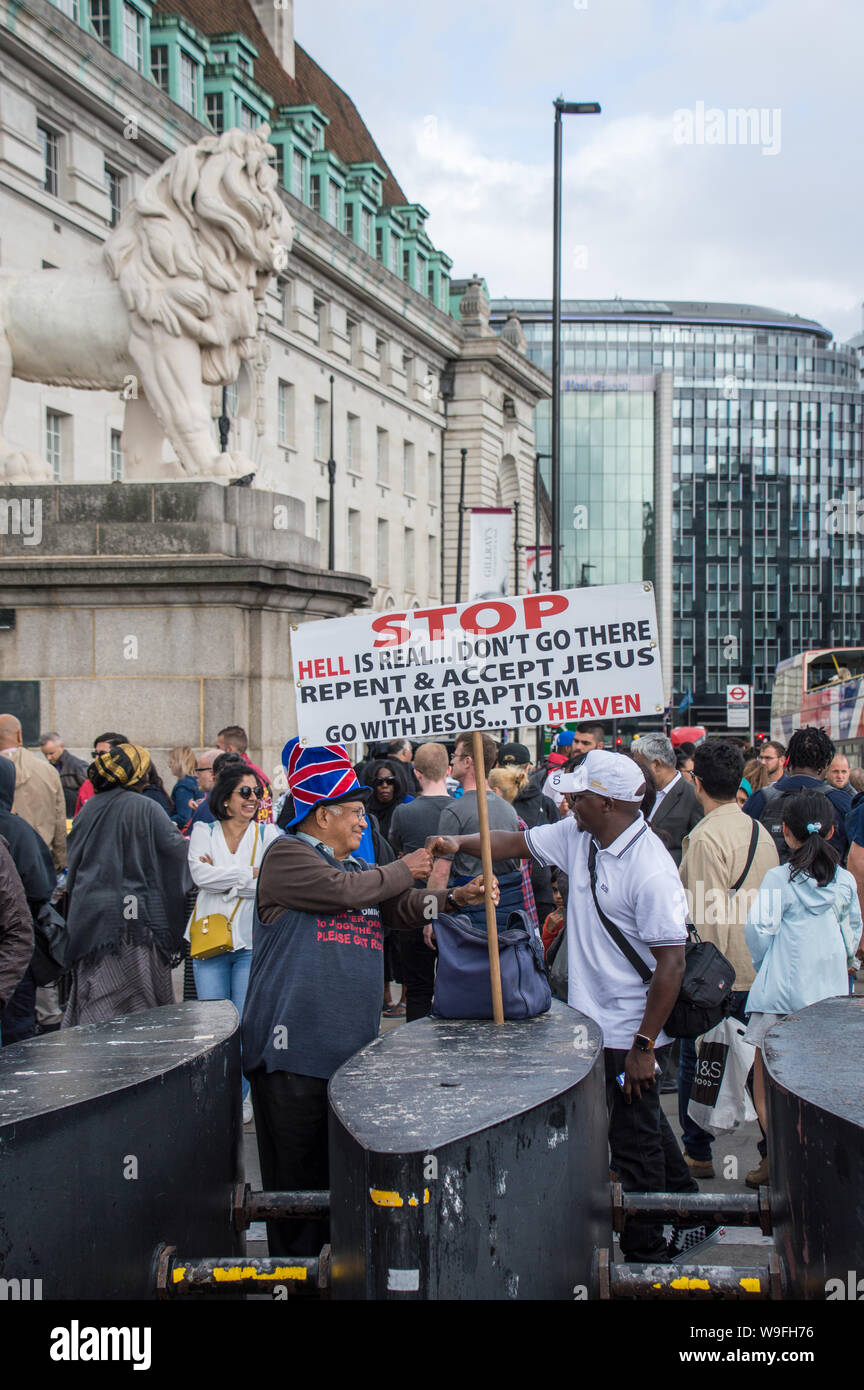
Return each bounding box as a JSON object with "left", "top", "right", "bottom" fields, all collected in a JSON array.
[
  {"left": 237, "top": 785, "right": 264, "bottom": 801},
  {"left": 374, "top": 777, "right": 396, "bottom": 787}
]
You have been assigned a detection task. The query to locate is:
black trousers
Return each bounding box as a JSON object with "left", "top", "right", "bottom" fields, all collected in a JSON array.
[
  {"left": 0, "top": 966, "right": 37, "bottom": 1046},
  {"left": 249, "top": 1069, "right": 330, "bottom": 1258},
  {"left": 605, "top": 1045, "right": 698, "bottom": 1261},
  {"left": 399, "top": 926, "right": 437, "bottom": 1022}
]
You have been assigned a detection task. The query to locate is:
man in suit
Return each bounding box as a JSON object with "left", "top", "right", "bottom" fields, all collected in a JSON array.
[{"left": 638, "top": 733, "right": 703, "bottom": 866}]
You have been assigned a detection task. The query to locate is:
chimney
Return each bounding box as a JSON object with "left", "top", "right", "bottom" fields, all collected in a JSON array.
[{"left": 248, "top": 0, "right": 295, "bottom": 78}]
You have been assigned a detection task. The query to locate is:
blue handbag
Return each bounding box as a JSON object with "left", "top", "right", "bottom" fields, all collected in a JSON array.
[{"left": 430, "top": 908, "right": 552, "bottom": 1020}]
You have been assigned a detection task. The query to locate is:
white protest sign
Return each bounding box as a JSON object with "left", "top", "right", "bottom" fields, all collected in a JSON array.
[{"left": 292, "top": 582, "right": 664, "bottom": 746}]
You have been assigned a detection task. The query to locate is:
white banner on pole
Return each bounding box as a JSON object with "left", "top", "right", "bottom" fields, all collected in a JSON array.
[
  {"left": 292, "top": 582, "right": 664, "bottom": 746},
  {"left": 468, "top": 508, "right": 512, "bottom": 601},
  {"left": 525, "top": 545, "right": 552, "bottom": 594}
]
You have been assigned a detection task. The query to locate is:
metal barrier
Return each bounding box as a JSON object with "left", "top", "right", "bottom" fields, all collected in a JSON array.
[{"left": 155, "top": 1244, "right": 330, "bottom": 1296}]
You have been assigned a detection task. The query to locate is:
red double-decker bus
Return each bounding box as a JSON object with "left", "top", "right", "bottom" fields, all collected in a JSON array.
[{"left": 770, "top": 648, "right": 864, "bottom": 759}]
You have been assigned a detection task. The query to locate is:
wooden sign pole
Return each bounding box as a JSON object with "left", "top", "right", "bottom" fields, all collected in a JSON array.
[{"left": 472, "top": 729, "right": 505, "bottom": 1024}]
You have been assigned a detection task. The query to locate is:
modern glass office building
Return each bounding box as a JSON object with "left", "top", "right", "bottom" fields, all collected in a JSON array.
[{"left": 490, "top": 299, "right": 864, "bottom": 731}]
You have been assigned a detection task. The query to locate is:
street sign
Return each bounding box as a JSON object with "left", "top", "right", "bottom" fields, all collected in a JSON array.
[{"left": 726, "top": 683, "right": 751, "bottom": 729}]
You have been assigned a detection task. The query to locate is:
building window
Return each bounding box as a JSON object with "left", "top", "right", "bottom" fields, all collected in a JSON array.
[
  {"left": 345, "top": 203, "right": 354, "bottom": 239},
  {"left": 45, "top": 410, "right": 65, "bottom": 481},
  {"left": 361, "top": 208, "right": 373, "bottom": 255},
  {"left": 314, "top": 398, "right": 327, "bottom": 460},
  {"left": 110, "top": 429, "right": 124, "bottom": 481},
  {"left": 427, "top": 268, "right": 436, "bottom": 299},
  {"left": 238, "top": 103, "right": 257, "bottom": 132},
  {"left": 427, "top": 450, "right": 437, "bottom": 497},
  {"left": 280, "top": 279, "right": 292, "bottom": 328},
  {"left": 238, "top": 55, "right": 251, "bottom": 76},
  {"left": 375, "top": 227, "right": 383, "bottom": 260},
  {"left": 347, "top": 413, "right": 360, "bottom": 472},
  {"left": 310, "top": 175, "right": 321, "bottom": 212},
  {"left": 402, "top": 249, "right": 412, "bottom": 285},
  {"left": 376, "top": 428, "right": 388, "bottom": 483},
  {"left": 277, "top": 380, "right": 293, "bottom": 446},
  {"left": 179, "top": 54, "right": 198, "bottom": 115},
  {"left": 403, "top": 440, "right": 415, "bottom": 494},
  {"left": 347, "top": 509, "right": 360, "bottom": 572},
  {"left": 391, "top": 238, "right": 401, "bottom": 275},
  {"left": 292, "top": 149, "right": 307, "bottom": 201},
  {"left": 328, "top": 182, "right": 340, "bottom": 227},
  {"left": 313, "top": 298, "right": 325, "bottom": 345},
  {"left": 104, "top": 165, "right": 124, "bottom": 227},
  {"left": 55, "top": 0, "right": 79, "bottom": 17},
  {"left": 205, "top": 92, "right": 224, "bottom": 133},
  {"left": 428, "top": 534, "right": 437, "bottom": 599},
  {"left": 315, "top": 498, "right": 328, "bottom": 545},
  {"left": 121, "top": 3, "right": 144, "bottom": 73},
  {"left": 151, "top": 45, "right": 169, "bottom": 92},
  {"left": 377, "top": 518, "right": 389, "bottom": 583},
  {"left": 404, "top": 527, "right": 415, "bottom": 590},
  {"left": 89, "top": 0, "right": 110, "bottom": 46},
  {"left": 38, "top": 124, "right": 59, "bottom": 196}
]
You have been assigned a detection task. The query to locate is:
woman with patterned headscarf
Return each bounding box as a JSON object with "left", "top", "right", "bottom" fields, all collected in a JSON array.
[{"left": 61, "top": 744, "right": 190, "bottom": 1028}]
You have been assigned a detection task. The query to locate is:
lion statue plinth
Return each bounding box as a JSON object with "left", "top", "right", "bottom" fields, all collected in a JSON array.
[{"left": 0, "top": 124, "right": 293, "bottom": 483}]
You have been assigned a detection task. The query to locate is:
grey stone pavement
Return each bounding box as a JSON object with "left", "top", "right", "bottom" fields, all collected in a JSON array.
[{"left": 243, "top": 976, "right": 862, "bottom": 1277}]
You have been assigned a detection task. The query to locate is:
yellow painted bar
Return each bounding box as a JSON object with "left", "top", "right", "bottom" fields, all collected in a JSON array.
[{"left": 210, "top": 1264, "right": 308, "bottom": 1282}]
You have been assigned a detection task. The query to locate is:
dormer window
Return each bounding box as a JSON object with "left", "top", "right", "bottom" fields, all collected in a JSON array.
[
  {"left": 238, "top": 55, "right": 251, "bottom": 75},
  {"left": 179, "top": 53, "right": 199, "bottom": 115}
]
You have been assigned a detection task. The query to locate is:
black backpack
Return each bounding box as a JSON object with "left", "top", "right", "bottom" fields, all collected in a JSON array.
[{"left": 758, "top": 781, "right": 834, "bottom": 862}]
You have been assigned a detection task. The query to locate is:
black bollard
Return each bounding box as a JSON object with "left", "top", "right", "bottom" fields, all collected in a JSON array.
[
  {"left": 0, "top": 1001, "right": 242, "bottom": 1300},
  {"left": 327, "top": 999, "right": 609, "bottom": 1300}
]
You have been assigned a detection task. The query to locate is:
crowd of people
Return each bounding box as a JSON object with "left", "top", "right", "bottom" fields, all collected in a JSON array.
[{"left": 0, "top": 709, "right": 862, "bottom": 1268}]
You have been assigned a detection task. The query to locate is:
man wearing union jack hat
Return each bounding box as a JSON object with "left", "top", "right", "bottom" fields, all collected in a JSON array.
[{"left": 241, "top": 738, "right": 491, "bottom": 1259}]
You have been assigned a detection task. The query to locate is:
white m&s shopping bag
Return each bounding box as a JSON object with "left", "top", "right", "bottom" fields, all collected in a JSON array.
[{"left": 687, "top": 1016, "right": 757, "bottom": 1136}]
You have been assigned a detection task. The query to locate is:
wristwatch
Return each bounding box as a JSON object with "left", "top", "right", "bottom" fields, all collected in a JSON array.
[
  {"left": 445, "top": 890, "right": 459, "bottom": 913},
  {"left": 633, "top": 1033, "right": 655, "bottom": 1053}
]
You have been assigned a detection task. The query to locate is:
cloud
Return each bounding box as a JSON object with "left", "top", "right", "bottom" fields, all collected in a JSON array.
[{"left": 298, "top": 0, "right": 864, "bottom": 340}]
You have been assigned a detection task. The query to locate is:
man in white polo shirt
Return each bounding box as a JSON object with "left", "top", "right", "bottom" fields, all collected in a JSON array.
[{"left": 429, "top": 749, "right": 710, "bottom": 1263}]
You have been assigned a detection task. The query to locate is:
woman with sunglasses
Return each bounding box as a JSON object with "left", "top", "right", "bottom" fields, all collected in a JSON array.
[
  {"left": 362, "top": 758, "right": 413, "bottom": 840},
  {"left": 187, "top": 765, "right": 282, "bottom": 1122}
]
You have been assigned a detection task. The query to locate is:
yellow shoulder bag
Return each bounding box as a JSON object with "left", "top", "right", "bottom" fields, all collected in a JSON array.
[{"left": 190, "top": 826, "right": 261, "bottom": 960}]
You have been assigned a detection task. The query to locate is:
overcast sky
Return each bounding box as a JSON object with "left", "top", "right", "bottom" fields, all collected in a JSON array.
[{"left": 296, "top": 0, "right": 863, "bottom": 343}]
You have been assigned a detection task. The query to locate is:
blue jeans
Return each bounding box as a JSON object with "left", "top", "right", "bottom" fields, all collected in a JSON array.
[
  {"left": 678, "top": 990, "right": 750, "bottom": 1162},
  {"left": 193, "top": 948, "right": 252, "bottom": 1101}
]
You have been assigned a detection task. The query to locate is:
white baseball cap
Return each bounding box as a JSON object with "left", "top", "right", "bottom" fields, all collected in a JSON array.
[{"left": 547, "top": 750, "right": 646, "bottom": 803}]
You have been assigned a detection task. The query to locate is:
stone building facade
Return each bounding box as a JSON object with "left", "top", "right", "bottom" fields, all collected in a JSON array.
[
  {"left": 0, "top": 0, "right": 548, "bottom": 611},
  {"left": 0, "top": 0, "right": 549, "bottom": 768}
]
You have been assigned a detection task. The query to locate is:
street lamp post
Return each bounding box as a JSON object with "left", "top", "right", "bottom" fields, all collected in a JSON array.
[
  {"left": 551, "top": 99, "right": 601, "bottom": 590},
  {"left": 513, "top": 497, "right": 520, "bottom": 595},
  {"left": 454, "top": 447, "right": 468, "bottom": 602},
  {"left": 327, "top": 374, "right": 336, "bottom": 571}
]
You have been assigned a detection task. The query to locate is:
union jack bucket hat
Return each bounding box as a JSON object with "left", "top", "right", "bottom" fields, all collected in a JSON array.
[{"left": 282, "top": 737, "right": 372, "bottom": 829}]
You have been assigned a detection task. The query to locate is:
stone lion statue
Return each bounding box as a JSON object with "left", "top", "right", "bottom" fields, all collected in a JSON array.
[{"left": 0, "top": 124, "right": 292, "bottom": 482}]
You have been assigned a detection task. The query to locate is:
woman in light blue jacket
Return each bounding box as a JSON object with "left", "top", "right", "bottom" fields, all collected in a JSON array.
[{"left": 745, "top": 790, "right": 861, "bottom": 1146}]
